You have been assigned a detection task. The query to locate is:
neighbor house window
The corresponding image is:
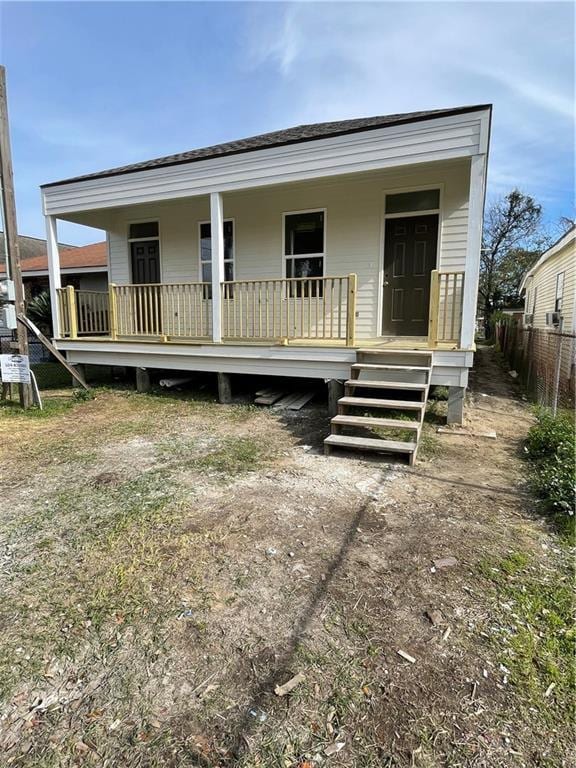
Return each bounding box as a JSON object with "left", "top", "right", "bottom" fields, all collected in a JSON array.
[
  {"left": 555, "top": 272, "right": 565, "bottom": 312},
  {"left": 199, "top": 220, "right": 234, "bottom": 283}
]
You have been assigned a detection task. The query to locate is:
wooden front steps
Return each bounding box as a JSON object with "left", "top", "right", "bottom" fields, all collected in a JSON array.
[
  {"left": 337, "top": 396, "right": 425, "bottom": 411},
  {"left": 331, "top": 414, "right": 421, "bottom": 432},
  {"left": 324, "top": 349, "right": 432, "bottom": 465}
]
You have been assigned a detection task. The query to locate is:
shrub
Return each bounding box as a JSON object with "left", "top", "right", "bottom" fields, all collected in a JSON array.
[{"left": 525, "top": 409, "right": 575, "bottom": 528}]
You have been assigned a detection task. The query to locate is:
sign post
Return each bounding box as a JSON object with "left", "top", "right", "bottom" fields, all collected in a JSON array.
[{"left": 0, "top": 66, "right": 32, "bottom": 407}]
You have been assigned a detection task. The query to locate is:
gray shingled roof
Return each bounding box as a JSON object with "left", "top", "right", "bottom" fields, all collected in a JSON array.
[{"left": 42, "top": 104, "right": 491, "bottom": 188}]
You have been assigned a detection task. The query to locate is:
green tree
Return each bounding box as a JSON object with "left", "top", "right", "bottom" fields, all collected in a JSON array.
[
  {"left": 27, "top": 290, "right": 53, "bottom": 335},
  {"left": 480, "top": 190, "right": 544, "bottom": 336}
]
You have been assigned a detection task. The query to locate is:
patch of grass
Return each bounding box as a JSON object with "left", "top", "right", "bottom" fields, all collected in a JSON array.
[
  {"left": 524, "top": 408, "right": 575, "bottom": 534},
  {"left": 430, "top": 385, "right": 449, "bottom": 401},
  {"left": 0, "top": 395, "right": 77, "bottom": 419},
  {"left": 418, "top": 422, "right": 441, "bottom": 459},
  {"left": 0, "top": 469, "right": 188, "bottom": 700},
  {"left": 195, "top": 436, "right": 264, "bottom": 475},
  {"left": 479, "top": 550, "right": 575, "bottom": 725}
]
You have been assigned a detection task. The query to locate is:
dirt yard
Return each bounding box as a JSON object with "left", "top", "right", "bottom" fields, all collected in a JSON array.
[{"left": 0, "top": 347, "right": 572, "bottom": 767}]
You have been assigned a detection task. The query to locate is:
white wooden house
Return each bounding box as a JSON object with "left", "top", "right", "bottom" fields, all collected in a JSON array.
[{"left": 41, "top": 105, "right": 491, "bottom": 462}]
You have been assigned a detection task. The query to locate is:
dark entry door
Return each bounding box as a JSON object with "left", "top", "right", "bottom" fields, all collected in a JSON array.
[
  {"left": 131, "top": 241, "right": 160, "bottom": 284},
  {"left": 130, "top": 240, "right": 161, "bottom": 334},
  {"left": 382, "top": 214, "right": 438, "bottom": 336}
]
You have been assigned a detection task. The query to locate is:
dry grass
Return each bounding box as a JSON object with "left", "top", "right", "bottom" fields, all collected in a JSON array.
[{"left": 0, "top": 359, "right": 572, "bottom": 767}]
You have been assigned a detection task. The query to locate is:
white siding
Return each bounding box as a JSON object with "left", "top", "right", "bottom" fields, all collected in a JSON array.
[
  {"left": 529, "top": 240, "right": 576, "bottom": 334},
  {"left": 106, "top": 160, "right": 470, "bottom": 340},
  {"left": 78, "top": 273, "right": 108, "bottom": 292}
]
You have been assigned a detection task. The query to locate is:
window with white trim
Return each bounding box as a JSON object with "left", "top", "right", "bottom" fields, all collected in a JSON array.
[
  {"left": 555, "top": 271, "right": 565, "bottom": 312},
  {"left": 284, "top": 211, "right": 325, "bottom": 278},
  {"left": 284, "top": 210, "right": 325, "bottom": 297},
  {"left": 199, "top": 220, "right": 234, "bottom": 283}
]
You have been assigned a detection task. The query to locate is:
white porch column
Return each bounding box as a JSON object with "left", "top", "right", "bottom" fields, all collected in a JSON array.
[
  {"left": 45, "top": 214, "right": 62, "bottom": 338},
  {"left": 210, "top": 191, "right": 224, "bottom": 343},
  {"left": 460, "top": 154, "right": 487, "bottom": 349}
]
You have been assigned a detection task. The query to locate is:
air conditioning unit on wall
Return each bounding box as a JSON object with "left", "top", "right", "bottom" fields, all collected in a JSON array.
[
  {"left": 545, "top": 311, "right": 561, "bottom": 327},
  {"left": 523, "top": 313, "right": 534, "bottom": 327}
]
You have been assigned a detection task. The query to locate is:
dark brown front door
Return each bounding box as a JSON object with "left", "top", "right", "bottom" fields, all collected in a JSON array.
[
  {"left": 131, "top": 240, "right": 160, "bottom": 284},
  {"left": 382, "top": 214, "right": 438, "bottom": 336},
  {"left": 130, "top": 241, "right": 161, "bottom": 334}
]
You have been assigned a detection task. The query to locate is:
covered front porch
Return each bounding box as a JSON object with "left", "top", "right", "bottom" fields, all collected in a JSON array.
[{"left": 55, "top": 268, "right": 464, "bottom": 349}]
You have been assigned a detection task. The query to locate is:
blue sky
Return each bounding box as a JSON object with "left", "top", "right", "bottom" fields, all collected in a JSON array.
[{"left": 0, "top": 1, "right": 574, "bottom": 245}]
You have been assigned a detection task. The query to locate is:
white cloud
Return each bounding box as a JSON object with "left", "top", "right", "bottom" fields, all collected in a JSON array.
[{"left": 246, "top": 2, "right": 575, "bottom": 218}]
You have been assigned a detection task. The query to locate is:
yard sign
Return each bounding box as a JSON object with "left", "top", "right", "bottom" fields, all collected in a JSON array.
[{"left": 0, "top": 353, "right": 31, "bottom": 383}]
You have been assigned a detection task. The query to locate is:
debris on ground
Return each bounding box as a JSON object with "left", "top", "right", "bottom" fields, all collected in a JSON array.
[
  {"left": 425, "top": 608, "right": 443, "bottom": 626},
  {"left": 437, "top": 427, "right": 497, "bottom": 439},
  {"left": 265, "top": 547, "right": 278, "bottom": 557},
  {"left": 433, "top": 556, "right": 458, "bottom": 569},
  {"left": 397, "top": 650, "right": 416, "bottom": 664},
  {"left": 324, "top": 740, "right": 345, "bottom": 756},
  {"left": 248, "top": 707, "right": 268, "bottom": 722},
  {"left": 274, "top": 671, "right": 306, "bottom": 696}
]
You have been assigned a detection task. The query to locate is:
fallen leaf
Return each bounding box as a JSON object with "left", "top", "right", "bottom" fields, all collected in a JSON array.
[{"left": 325, "top": 741, "right": 345, "bottom": 756}]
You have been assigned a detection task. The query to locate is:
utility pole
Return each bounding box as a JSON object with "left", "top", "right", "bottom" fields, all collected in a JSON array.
[{"left": 0, "top": 65, "right": 32, "bottom": 407}]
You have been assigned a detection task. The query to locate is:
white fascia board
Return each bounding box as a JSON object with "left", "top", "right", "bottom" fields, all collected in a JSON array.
[
  {"left": 21, "top": 266, "right": 108, "bottom": 278},
  {"left": 42, "top": 111, "right": 489, "bottom": 216}
]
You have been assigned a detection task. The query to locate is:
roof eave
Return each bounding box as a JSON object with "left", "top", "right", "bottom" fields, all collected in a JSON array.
[{"left": 41, "top": 104, "right": 493, "bottom": 190}]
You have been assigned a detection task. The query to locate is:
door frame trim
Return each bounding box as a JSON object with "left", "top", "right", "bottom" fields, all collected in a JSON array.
[
  {"left": 377, "top": 183, "right": 444, "bottom": 337},
  {"left": 127, "top": 217, "right": 162, "bottom": 283}
]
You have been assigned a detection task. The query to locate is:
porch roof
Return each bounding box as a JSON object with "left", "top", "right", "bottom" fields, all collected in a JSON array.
[{"left": 42, "top": 104, "right": 491, "bottom": 188}]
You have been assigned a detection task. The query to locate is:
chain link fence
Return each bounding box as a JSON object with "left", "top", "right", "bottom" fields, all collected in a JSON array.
[{"left": 496, "top": 320, "right": 575, "bottom": 412}]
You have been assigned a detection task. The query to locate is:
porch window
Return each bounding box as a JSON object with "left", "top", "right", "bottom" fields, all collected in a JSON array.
[
  {"left": 129, "top": 221, "right": 159, "bottom": 240},
  {"left": 199, "top": 220, "right": 234, "bottom": 283},
  {"left": 284, "top": 210, "right": 325, "bottom": 296}
]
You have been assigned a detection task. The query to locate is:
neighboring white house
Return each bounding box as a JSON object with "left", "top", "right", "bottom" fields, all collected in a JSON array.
[
  {"left": 40, "top": 105, "right": 492, "bottom": 461},
  {"left": 520, "top": 224, "right": 575, "bottom": 335},
  {"left": 519, "top": 224, "right": 575, "bottom": 398}
]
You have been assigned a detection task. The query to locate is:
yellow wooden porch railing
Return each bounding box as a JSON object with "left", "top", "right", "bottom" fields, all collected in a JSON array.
[
  {"left": 221, "top": 275, "right": 356, "bottom": 344},
  {"left": 56, "top": 286, "right": 109, "bottom": 338},
  {"left": 428, "top": 270, "right": 465, "bottom": 346},
  {"left": 113, "top": 283, "right": 212, "bottom": 339},
  {"left": 56, "top": 274, "right": 357, "bottom": 345}
]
